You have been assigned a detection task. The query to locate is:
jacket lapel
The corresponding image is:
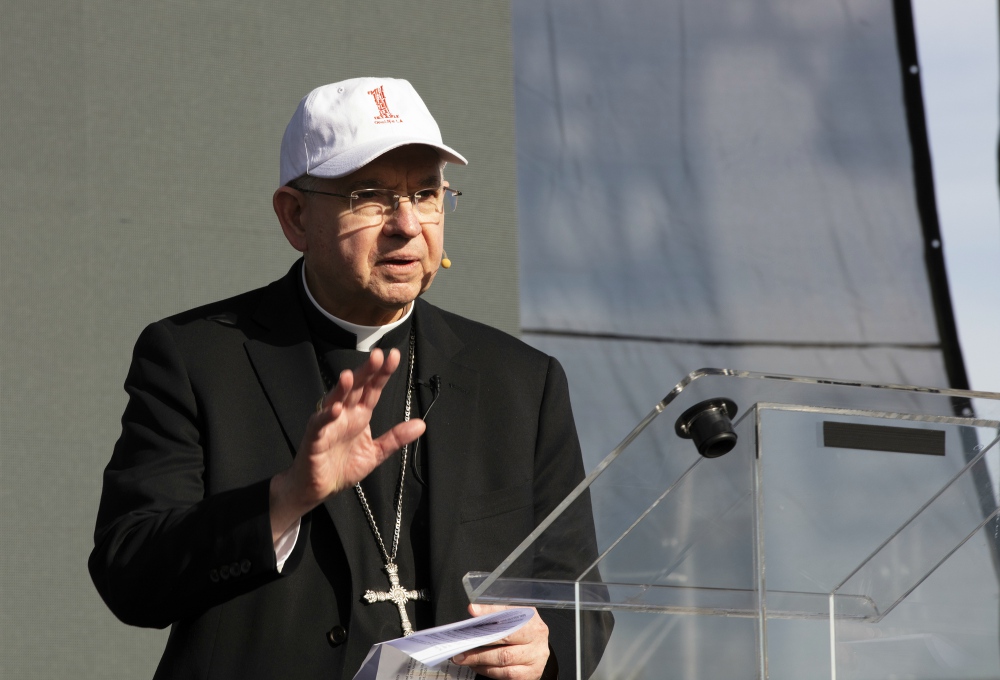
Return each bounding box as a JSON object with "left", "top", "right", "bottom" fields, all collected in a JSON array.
[
  {"left": 244, "top": 267, "right": 324, "bottom": 456},
  {"left": 243, "top": 263, "right": 386, "bottom": 590},
  {"left": 244, "top": 280, "right": 483, "bottom": 621},
  {"left": 413, "top": 300, "right": 482, "bottom": 622}
]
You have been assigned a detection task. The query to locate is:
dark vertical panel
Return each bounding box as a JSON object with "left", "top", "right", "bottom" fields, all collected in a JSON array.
[{"left": 893, "top": 0, "right": 970, "bottom": 391}]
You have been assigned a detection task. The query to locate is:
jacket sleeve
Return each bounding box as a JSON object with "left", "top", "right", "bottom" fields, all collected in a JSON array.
[
  {"left": 532, "top": 356, "right": 614, "bottom": 679},
  {"left": 88, "top": 321, "right": 285, "bottom": 628}
]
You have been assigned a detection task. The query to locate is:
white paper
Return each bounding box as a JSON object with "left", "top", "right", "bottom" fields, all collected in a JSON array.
[{"left": 351, "top": 607, "right": 536, "bottom": 680}]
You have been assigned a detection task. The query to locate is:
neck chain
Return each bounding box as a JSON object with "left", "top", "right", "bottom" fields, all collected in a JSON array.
[
  {"left": 318, "top": 326, "right": 428, "bottom": 636},
  {"left": 355, "top": 327, "right": 414, "bottom": 568}
]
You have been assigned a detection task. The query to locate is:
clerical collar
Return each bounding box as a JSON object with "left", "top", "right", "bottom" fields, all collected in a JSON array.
[{"left": 301, "top": 262, "right": 414, "bottom": 351}]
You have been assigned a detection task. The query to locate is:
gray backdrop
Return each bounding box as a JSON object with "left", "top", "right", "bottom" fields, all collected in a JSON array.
[
  {"left": 509, "top": 2, "right": 991, "bottom": 678},
  {"left": 1, "top": 0, "right": 979, "bottom": 677},
  {"left": 512, "top": 0, "right": 955, "bottom": 463},
  {"left": 1, "top": 2, "right": 519, "bottom": 677}
]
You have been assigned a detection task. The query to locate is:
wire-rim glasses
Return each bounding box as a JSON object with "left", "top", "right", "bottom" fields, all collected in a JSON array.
[{"left": 294, "top": 185, "right": 461, "bottom": 225}]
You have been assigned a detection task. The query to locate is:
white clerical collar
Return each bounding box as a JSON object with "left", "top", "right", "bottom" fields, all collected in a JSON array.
[{"left": 301, "top": 263, "right": 413, "bottom": 351}]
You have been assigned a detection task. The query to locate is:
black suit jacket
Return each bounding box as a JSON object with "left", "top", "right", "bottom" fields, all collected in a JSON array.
[{"left": 90, "top": 262, "right": 606, "bottom": 679}]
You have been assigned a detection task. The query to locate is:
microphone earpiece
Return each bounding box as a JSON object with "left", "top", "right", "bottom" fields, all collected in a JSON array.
[{"left": 441, "top": 251, "right": 451, "bottom": 269}]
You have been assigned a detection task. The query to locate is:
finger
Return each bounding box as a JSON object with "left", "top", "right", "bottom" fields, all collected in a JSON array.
[
  {"left": 469, "top": 603, "right": 508, "bottom": 617},
  {"left": 308, "top": 396, "right": 344, "bottom": 441},
  {"left": 454, "top": 635, "right": 548, "bottom": 679},
  {"left": 318, "top": 369, "right": 355, "bottom": 415},
  {"left": 330, "top": 401, "right": 344, "bottom": 419},
  {"left": 466, "top": 605, "right": 542, "bottom": 644},
  {"left": 347, "top": 347, "right": 399, "bottom": 411},
  {"left": 468, "top": 603, "right": 536, "bottom": 616},
  {"left": 358, "top": 347, "right": 394, "bottom": 391},
  {"left": 381, "top": 346, "right": 401, "bottom": 374},
  {"left": 342, "top": 350, "right": 385, "bottom": 409},
  {"left": 454, "top": 644, "right": 538, "bottom": 673},
  {"left": 464, "top": 662, "right": 537, "bottom": 680},
  {"left": 359, "top": 347, "right": 401, "bottom": 410},
  {"left": 373, "top": 418, "right": 426, "bottom": 457},
  {"left": 453, "top": 644, "right": 512, "bottom": 667},
  {"left": 356, "top": 346, "right": 385, "bottom": 377}
]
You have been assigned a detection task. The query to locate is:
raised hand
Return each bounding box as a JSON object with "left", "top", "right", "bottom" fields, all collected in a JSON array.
[{"left": 269, "top": 348, "right": 426, "bottom": 540}]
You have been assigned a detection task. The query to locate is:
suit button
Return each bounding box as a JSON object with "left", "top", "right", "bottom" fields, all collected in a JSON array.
[
  {"left": 209, "top": 569, "right": 220, "bottom": 583},
  {"left": 230, "top": 562, "right": 241, "bottom": 577},
  {"left": 240, "top": 559, "right": 251, "bottom": 574},
  {"left": 327, "top": 625, "right": 348, "bottom": 646},
  {"left": 219, "top": 565, "right": 230, "bottom": 580}
]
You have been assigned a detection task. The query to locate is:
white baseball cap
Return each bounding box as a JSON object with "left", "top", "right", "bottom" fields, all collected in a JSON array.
[{"left": 279, "top": 77, "right": 468, "bottom": 186}]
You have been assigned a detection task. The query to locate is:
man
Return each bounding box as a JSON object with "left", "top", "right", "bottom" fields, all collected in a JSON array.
[{"left": 90, "top": 77, "right": 608, "bottom": 679}]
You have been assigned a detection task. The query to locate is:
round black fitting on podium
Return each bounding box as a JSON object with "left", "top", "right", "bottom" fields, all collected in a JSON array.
[{"left": 674, "top": 398, "right": 739, "bottom": 458}]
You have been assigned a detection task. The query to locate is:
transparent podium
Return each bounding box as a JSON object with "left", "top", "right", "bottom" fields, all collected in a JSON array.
[{"left": 464, "top": 370, "right": 1000, "bottom": 679}]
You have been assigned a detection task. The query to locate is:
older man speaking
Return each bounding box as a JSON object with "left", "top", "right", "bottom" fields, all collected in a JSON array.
[{"left": 90, "top": 78, "right": 606, "bottom": 680}]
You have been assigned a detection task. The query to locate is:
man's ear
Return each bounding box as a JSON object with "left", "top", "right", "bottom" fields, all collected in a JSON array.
[{"left": 273, "top": 186, "right": 308, "bottom": 252}]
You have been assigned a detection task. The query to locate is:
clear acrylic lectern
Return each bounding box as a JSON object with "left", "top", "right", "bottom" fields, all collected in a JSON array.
[{"left": 464, "top": 370, "right": 1000, "bottom": 679}]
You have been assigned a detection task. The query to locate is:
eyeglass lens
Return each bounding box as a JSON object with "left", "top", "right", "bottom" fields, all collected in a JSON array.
[{"left": 350, "top": 188, "right": 458, "bottom": 221}]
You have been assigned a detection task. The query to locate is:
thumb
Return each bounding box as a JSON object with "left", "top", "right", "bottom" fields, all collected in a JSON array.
[
  {"left": 374, "top": 419, "right": 426, "bottom": 456},
  {"left": 468, "top": 602, "right": 506, "bottom": 617}
]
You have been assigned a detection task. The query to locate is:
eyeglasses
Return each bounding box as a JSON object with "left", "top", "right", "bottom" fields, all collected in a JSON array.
[{"left": 295, "top": 185, "right": 461, "bottom": 225}]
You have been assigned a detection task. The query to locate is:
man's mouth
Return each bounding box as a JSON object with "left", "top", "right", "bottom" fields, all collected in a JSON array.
[{"left": 378, "top": 256, "right": 420, "bottom": 269}]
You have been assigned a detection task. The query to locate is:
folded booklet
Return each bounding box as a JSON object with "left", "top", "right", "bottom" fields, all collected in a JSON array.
[{"left": 352, "top": 607, "right": 536, "bottom": 680}]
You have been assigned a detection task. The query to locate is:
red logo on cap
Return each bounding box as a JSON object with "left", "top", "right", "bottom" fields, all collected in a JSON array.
[{"left": 367, "top": 85, "right": 401, "bottom": 124}]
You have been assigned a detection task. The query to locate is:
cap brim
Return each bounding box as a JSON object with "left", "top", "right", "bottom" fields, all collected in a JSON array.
[{"left": 308, "top": 136, "right": 468, "bottom": 179}]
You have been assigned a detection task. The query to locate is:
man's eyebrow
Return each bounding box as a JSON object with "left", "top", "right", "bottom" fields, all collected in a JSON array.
[
  {"left": 417, "top": 175, "right": 443, "bottom": 188},
  {"left": 344, "top": 178, "right": 389, "bottom": 190}
]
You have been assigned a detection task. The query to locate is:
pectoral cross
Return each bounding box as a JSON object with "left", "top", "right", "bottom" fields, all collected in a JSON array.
[{"left": 363, "top": 562, "right": 429, "bottom": 636}]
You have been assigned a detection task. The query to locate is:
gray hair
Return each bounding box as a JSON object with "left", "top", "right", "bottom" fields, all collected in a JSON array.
[{"left": 286, "top": 174, "right": 325, "bottom": 192}]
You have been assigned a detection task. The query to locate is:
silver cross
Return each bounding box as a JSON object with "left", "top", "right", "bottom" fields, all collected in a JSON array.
[{"left": 362, "top": 562, "right": 429, "bottom": 636}]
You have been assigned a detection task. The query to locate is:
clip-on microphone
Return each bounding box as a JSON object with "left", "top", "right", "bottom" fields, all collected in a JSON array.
[{"left": 411, "top": 375, "right": 443, "bottom": 484}]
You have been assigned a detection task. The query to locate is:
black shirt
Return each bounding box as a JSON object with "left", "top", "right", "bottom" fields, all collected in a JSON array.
[{"left": 296, "top": 274, "right": 432, "bottom": 667}]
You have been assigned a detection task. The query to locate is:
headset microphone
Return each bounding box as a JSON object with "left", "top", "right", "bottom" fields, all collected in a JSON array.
[{"left": 441, "top": 251, "right": 452, "bottom": 269}]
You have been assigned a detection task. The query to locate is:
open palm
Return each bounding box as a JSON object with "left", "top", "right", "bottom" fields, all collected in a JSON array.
[{"left": 269, "top": 348, "right": 426, "bottom": 540}]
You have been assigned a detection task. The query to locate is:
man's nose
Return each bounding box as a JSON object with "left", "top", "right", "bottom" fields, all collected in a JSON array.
[{"left": 384, "top": 196, "right": 423, "bottom": 236}]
